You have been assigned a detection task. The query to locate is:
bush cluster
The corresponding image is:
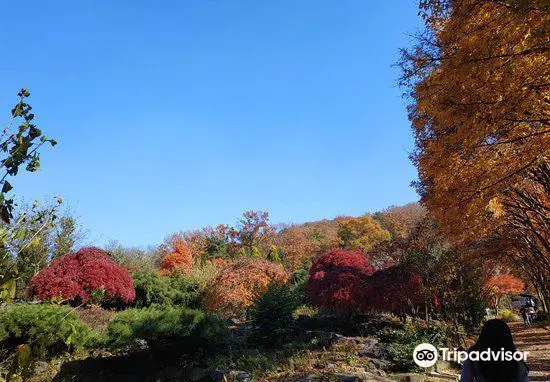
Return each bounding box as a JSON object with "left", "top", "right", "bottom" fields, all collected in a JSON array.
[
  {"left": 379, "top": 321, "right": 447, "bottom": 371},
  {"left": 307, "top": 250, "right": 425, "bottom": 316},
  {"left": 306, "top": 249, "right": 374, "bottom": 313},
  {"left": 31, "top": 247, "right": 135, "bottom": 306},
  {"left": 0, "top": 304, "right": 96, "bottom": 358},
  {"left": 105, "top": 305, "right": 206, "bottom": 348},
  {"left": 131, "top": 269, "right": 201, "bottom": 308}
]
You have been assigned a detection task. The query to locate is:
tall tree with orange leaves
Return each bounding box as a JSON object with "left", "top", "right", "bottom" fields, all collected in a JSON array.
[{"left": 400, "top": 0, "right": 549, "bottom": 311}]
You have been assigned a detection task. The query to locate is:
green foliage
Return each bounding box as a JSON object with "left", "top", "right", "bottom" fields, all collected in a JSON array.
[
  {"left": 0, "top": 303, "right": 96, "bottom": 358},
  {"left": 0, "top": 89, "right": 56, "bottom": 224},
  {"left": 379, "top": 322, "right": 448, "bottom": 372},
  {"left": 105, "top": 305, "right": 206, "bottom": 348},
  {"left": 131, "top": 268, "right": 211, "bottom": 310},
  {"left": 131, "top": 269, "right": 186, "bottom": 308},
  {"left": 291, "top": 267, "right": 309, "bottom": 304},
  {"left": 497, "top": 308, "right": 521, "bottom": 323},
  {"left": 51, "top": 216, "right": 78, "bottom": 259},
  {"left": 249, "top": 283, "right": 300, "bottom": 345}
]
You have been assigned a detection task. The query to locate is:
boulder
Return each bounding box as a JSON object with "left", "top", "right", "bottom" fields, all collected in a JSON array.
[{"left": 391, "top": 373, "right": 427, "bottom": 382}]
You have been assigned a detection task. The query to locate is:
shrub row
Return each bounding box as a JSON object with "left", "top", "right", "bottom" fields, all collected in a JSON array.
[{"left": 0, "top": 304, "right": 96, "bottom": 358}]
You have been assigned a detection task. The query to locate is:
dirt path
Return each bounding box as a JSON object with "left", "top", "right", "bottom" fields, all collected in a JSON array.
[{"left": 509, "top": 322, "right": 550, "bottom": 381}]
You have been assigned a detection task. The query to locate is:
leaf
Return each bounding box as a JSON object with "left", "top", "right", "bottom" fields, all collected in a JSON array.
[{"left": 1, "top": 181, "right": 12, "bottom": 193}]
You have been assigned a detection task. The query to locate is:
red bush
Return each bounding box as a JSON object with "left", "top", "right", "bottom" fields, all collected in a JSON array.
[
  {"left": 363, "top": 265, "right": 424, "bottom": 314},
  {"left": 307, "top": 249, "right": 374, "bottom": 313},
  {"left": 31, "top": 247, "right": 135, "bottom": 305}
]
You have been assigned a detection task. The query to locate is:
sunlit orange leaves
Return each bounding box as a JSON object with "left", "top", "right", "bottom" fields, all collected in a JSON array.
[
  {"left": 160, "top": 238, "right": 193, "bottom": 274},
  {"left": 203, "top": 258, "right": 288, "bottom": 318},
  {"left": 400, "top": 0, "right": 550, "bottom": 239}
]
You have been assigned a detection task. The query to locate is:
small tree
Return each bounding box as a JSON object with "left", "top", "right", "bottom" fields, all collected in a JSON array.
[
  {"left": 337, "top": 215, "right": 390, "bottom": 252},
  {"left": 363, "top": 265, "right": 424, "bottom": 320},
  {"left": 204, "top": 258, "right": 288, "bottom": 318},
  {"left": 307, "top": 249, "right": 374, "bottom": 315},
  {"left": 0, "top": 89, "right": 57, "bottom": 302},
  {"left": 31, "top": 247, "right": 135, "bottom": 305},
  {"left": 160, "top": 238, "right": 193, "bottom": 274},
  {"left": 486, "top": 274, "right": 524, "bottom": 315}
]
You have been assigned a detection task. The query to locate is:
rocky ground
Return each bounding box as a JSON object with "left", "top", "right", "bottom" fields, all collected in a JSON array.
[{"left": 23, "top": 319, "right": 550, "bottom": 381}]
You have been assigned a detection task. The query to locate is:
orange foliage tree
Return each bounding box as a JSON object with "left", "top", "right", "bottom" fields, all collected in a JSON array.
[
  {"left": 486, "top": 274, "right": 525, "bottom": 314},
  {"left": 337, "top": 214, "right": 390, "bottom": 253},
  {"left": 203, "top": 258, "right": 288, "bottom": 318},
  {"left": 400, "top": 0, "right": 550, "bottom": 311},
  {"left": 160, "top": 238, "right": 193, "bottom": 274}
]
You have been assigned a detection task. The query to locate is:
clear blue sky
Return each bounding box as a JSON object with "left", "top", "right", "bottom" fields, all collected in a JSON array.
[{"left": 1, "top": 1, "right": 422, "bottom": 247}]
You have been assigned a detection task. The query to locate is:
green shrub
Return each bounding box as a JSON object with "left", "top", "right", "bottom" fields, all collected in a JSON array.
[
  {"left": 497, "top": 308, "right": 521, "bottom": 322},
  {"left": 379, "top": 321, "right": 448, "bottom": 372},
  {"left": 248, "top": 283, "right": 299, "bottom": 345},
  {"left": 105, "top": 305, "right": 206, "bottom": 348},
  {"left": 0, "top": 303, "right": 96, "bottom": 358},
  {"left": 131, "top": 269, "right": 185, "bottom": 308},
  {"left": 131, "top": 269, "right": 207, "bottom": 309}
]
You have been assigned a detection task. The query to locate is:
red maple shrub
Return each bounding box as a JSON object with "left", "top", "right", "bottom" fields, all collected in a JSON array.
[
  {"left": 363, "top": 265, "right": 424, "bottom": 315},
  {"left": 306, "top": 249, "right": 374, "bottom": 313},
  {"left": 31, "top": 247, "right": 135, "bottom": 305}
]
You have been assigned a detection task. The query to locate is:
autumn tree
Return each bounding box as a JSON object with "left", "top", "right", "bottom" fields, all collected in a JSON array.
[
  {"left": 307, "top": 249, "right": 375, "bottom": 314},
  {"left": 160, "top": 237, "right": 193, "bottom": 274},
  {"left": 337, "top": 214, "right": 390, "bottom": 253},
  {"left": 363, "top": 265, "right": 424, "bottom": 320},
  {"left": 400, "top": 0, "right": 549, "bottom": 310},
  {"left": 232, "top": 210, "right": 274, "bottom": 257},
  {"left": 31, "top": 247, "right": 135, "bottom": 305},
  {"left": 375, "top": 203, "right": 426, "bottom": 240},
  {"left": 486, "top": 274, "right": 525, "bottom": 314},
  {"left": 203, "top": 224, "right": 233, "bottom": 260},
  {"left": 203, "top": 257, "right": 288, "bottom": 318}
]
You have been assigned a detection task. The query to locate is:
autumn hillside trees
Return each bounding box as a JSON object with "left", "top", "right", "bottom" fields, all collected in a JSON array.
[{"left": 400, "top": 0, "right": 550, "bottom": 311}]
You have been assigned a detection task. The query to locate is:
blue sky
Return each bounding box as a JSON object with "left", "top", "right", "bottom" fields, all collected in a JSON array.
[{"left": 0, "top": 1, "right": 422, "bottom": 247}]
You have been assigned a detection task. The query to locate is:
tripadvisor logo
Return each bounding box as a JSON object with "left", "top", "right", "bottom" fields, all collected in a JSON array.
[
  {"left": 413, "top": 343, "right": 439, "bottom": 367},
  {"left": 413, "top": 343, "right": 529, "bottom": 368}
]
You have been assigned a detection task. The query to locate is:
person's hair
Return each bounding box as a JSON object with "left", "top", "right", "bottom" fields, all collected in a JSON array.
[{"left": 471, "top": 319, "right": 523, "bottom": 382}]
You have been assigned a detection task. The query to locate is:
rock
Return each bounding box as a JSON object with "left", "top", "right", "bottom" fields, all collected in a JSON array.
[
  {"left": 35, "top": 361, "right": 49, "bottom": 374},
  {"left": 428, "top": 371, "right": 458, "bottom": 380},
  {"left": 227, "top": 370, "right": 252, "bottom": 381},
  {"left": 435, "top": 360, "right": 453, "bottom": 373},
  {"left": 357, "top": 338, "right": 379, "bottom": 347},
  {"left": 377, "top": 369, "right": 387, "bottom": 377},
  {"left": 327, "top": 363, "right": 336, "bottom": 369},
  {"left": 187, "top": 367, "right": 211, "bottom": 381},
  {"left": 236, "top": 371, "right": 252, "bottom": 381},
  {"left": 335, "top": 373, "right": 360, "bottom": 382},
  {"left": 392, "top": 373, "right": 427, "bottom": 382},
  {"left": 209, "top": 368, "right": 228, "bottom": 381},
  {"left": 363, "top": 359, "right": 377, "bottom": 371},
  {"left": 134, "top": 338, "right": 149, "bottom": 351},
  {"left": 371, "top": 358, "right": 391, "bottom": 370}
]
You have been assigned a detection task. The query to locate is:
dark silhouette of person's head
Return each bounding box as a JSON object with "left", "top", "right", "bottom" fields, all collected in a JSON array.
[{"left": 472, "top": 319, "right": 523, "bottom": 382}]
